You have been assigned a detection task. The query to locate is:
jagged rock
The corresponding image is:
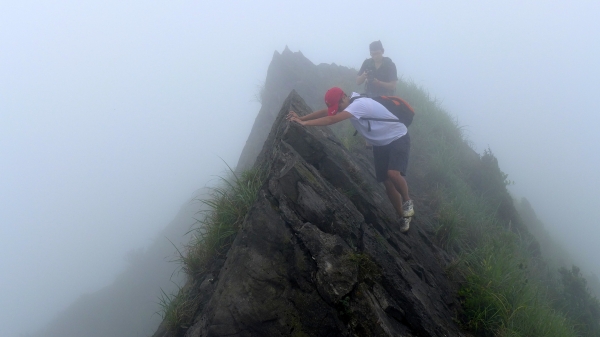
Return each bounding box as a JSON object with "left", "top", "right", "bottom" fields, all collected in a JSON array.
[
  {"left": 236, "top": 47, "right": 359, "bottom": 171},
  {"left": 180, "top": 91, "right": 466, "bottom": 337}
]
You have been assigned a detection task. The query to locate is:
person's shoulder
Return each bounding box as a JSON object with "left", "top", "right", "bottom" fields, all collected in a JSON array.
[
  {"left": 353, "top": 97, "right": 374, "bottom": 109},
  {"left": 358, "top": 58, "right": 372, "bottom": 72},
  {"left": 382, "top": 57, "right": 397, "bottom": 75},
  {"left": 349, "top": 93, "right": 368, "bottom": 104},
  {"left": 347, "top": 94, "right": 369, "bottom": 111}
]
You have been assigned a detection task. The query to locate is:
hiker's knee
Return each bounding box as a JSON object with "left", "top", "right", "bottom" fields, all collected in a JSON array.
[{"left": 387, "top": 170, "right": 402, "bottom": 180}]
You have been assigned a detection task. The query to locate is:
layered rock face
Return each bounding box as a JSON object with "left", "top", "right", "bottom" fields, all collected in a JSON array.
[{"left": 173, "top": 92, "right": 466, "bottom": 336}]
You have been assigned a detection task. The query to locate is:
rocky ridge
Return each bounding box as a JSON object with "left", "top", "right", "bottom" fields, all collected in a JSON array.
[
  {"left": 154, "top": 91, "right": 468, "bottom": 336},
  {"left": 236, "top": 46, "right": 358, "bottom": 171}
]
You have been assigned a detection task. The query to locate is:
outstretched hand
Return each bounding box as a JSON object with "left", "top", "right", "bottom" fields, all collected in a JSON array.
[
  {"left": 286, "top": 111, "right": 304, "bottom": 125},
  {"left": 286, "top": 110, "right": 298, "bottom": 120}
]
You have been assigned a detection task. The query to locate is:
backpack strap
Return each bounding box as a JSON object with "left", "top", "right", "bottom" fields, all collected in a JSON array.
[
  {"left": 349, "top": 96, "right": 366, "bottom": 136},
  {"left": 361, "top": 117, "right": 401, "bottom": 131},
  {"left": 349, "top": 95, "right": 366, "bottom": 104},
  {"left": 348, "top": 95, "right": 401, "bottom": 132}
]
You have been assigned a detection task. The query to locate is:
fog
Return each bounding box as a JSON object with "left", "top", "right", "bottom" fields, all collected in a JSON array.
[{"left": 1, "top": 1, "right": 599, "bottom": 336}]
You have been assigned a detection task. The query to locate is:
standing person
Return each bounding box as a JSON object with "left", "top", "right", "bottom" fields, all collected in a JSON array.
[
  {"left": 356, "top": 40, "right": 398, "bottom": 97},
  {"left": 287, "top": 87, "right": 414, "bottom": 232}
]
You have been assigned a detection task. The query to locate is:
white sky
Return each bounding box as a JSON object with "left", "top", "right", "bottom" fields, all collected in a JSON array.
[{"left": 1, "top": 1, "right": 599, "bottom": 336}]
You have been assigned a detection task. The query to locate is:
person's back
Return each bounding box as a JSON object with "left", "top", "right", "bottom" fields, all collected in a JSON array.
[
  {"left": 356, "top": 40, "right": 398, "bottom": 97},
  {"left": 344, "top": 93, "right": 407, "bottom": 146}
]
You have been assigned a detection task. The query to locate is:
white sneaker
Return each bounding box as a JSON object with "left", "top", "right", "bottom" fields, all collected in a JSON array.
[
  {"left": 399, "top": 217, "right": 411, "bottom": 233},
  {"left": 402, "top": 200, "right": 414, "bottom": 218}
]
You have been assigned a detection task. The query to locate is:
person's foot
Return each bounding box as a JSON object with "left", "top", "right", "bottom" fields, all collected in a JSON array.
[
  {"left": 399, "top": 217, "right": 411, "bottom": 233},
  {"left": 402, "top": 200, "right": 414, "bottom": 217}
]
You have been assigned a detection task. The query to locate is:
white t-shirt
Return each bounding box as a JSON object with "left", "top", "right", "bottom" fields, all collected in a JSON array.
[{"left": 344, "top": 92, "right": 408, "bottom": 146}]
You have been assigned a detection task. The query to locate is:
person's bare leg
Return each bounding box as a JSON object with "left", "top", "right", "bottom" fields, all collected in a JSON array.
[
  {"left": 384, "top": 179, "right": 404, "bottom": 218},
  {"left": 387, "top": 170, "right": 410, "bottom": 203}
]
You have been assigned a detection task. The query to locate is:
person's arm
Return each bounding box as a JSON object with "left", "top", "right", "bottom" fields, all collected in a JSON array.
[
  {"left": 356, "top": 60, "right": 369, "bottom": 85},
  {"left": 287, "top": 108, "right": 328, "bottom": 122},
  {"left": 290, "top": 111, "right": 353, "bottom": 126},
  {"left": 357, "top": 71, "right": 368, "bottom": 85}
]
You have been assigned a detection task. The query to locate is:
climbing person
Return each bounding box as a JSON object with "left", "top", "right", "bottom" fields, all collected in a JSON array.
[
  {"left": 286, "top": 87, "right": 414, "bottom": 232},
  {"left": 356, "top": 40, "right": 398, "bottom": 98}
]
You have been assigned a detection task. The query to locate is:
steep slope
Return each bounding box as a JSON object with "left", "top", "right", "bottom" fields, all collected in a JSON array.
[
  {"left": 28, "top": 48, "right": 358, "bottom": 337},
  {"left": 154, "top": 47, "right": 600, "bottom": 337},
  {"left": 153, "top": 91, "right": 467, "bottom": 336}
]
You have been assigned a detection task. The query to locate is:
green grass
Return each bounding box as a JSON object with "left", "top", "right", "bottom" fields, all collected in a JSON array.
[
  {"left": 157, "top": 285, "right": 198, "bottom": 334},
  {"left": 349, "top": 253, "right": 381, "bottom": 283},
  {"left": 183, "top": 167, "right": 266, "bottom": 278},
  {"left": 157, "top": 166, "right": 265, "bottom": 335},
  {"left": 457, "top": 235, "right": 575, "bottom": 337}
]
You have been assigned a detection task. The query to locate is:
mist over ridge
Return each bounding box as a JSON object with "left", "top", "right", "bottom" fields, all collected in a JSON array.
[
  {"left": 25, "top": 46, "right": 600, "bottom": 336},
  {"left": 149, "top": 49, "right": 600, "bottom": 336},
  {"left": 2, "top": 1, "right": 600, "bottom": 336}
]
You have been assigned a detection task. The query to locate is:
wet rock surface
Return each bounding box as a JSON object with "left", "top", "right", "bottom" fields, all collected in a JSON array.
[{"left": 169, "top": 92, "right": 467, "bottom": 337}]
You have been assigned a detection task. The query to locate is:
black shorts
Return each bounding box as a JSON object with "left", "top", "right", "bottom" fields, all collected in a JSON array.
[{"left": 373, "top": 133, "right": 410, "bottom": 182}]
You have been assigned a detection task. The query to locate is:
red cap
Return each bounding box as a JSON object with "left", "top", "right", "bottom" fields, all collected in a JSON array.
[{"left": 324, "top": 87, "right": 344, "bottom": 115}]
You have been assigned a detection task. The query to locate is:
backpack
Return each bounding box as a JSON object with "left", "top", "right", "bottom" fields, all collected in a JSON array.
[{"left": 349, "top": 95, "right": 415, "bottom": 131}]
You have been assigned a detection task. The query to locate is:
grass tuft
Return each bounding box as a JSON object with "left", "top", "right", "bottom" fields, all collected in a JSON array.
[
  {"left": 183, "top": 167, "right": 266, "bottom": 279},
  {"left": 457, "top": 236, "right": 576, "bottom": 337},
  {"left": 156, "top": 166, "right": 265, "bottom": 336},
  {"left": 157, "top": 285, "right": 198, "bottom": 334},
  {"left": 349, "top": 253, "right": 381, "bottom": 283}
]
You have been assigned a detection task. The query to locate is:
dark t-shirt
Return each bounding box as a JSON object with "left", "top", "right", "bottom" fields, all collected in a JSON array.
[{"left": 358, "top": 57, "right": 398, "bottom": 97}]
